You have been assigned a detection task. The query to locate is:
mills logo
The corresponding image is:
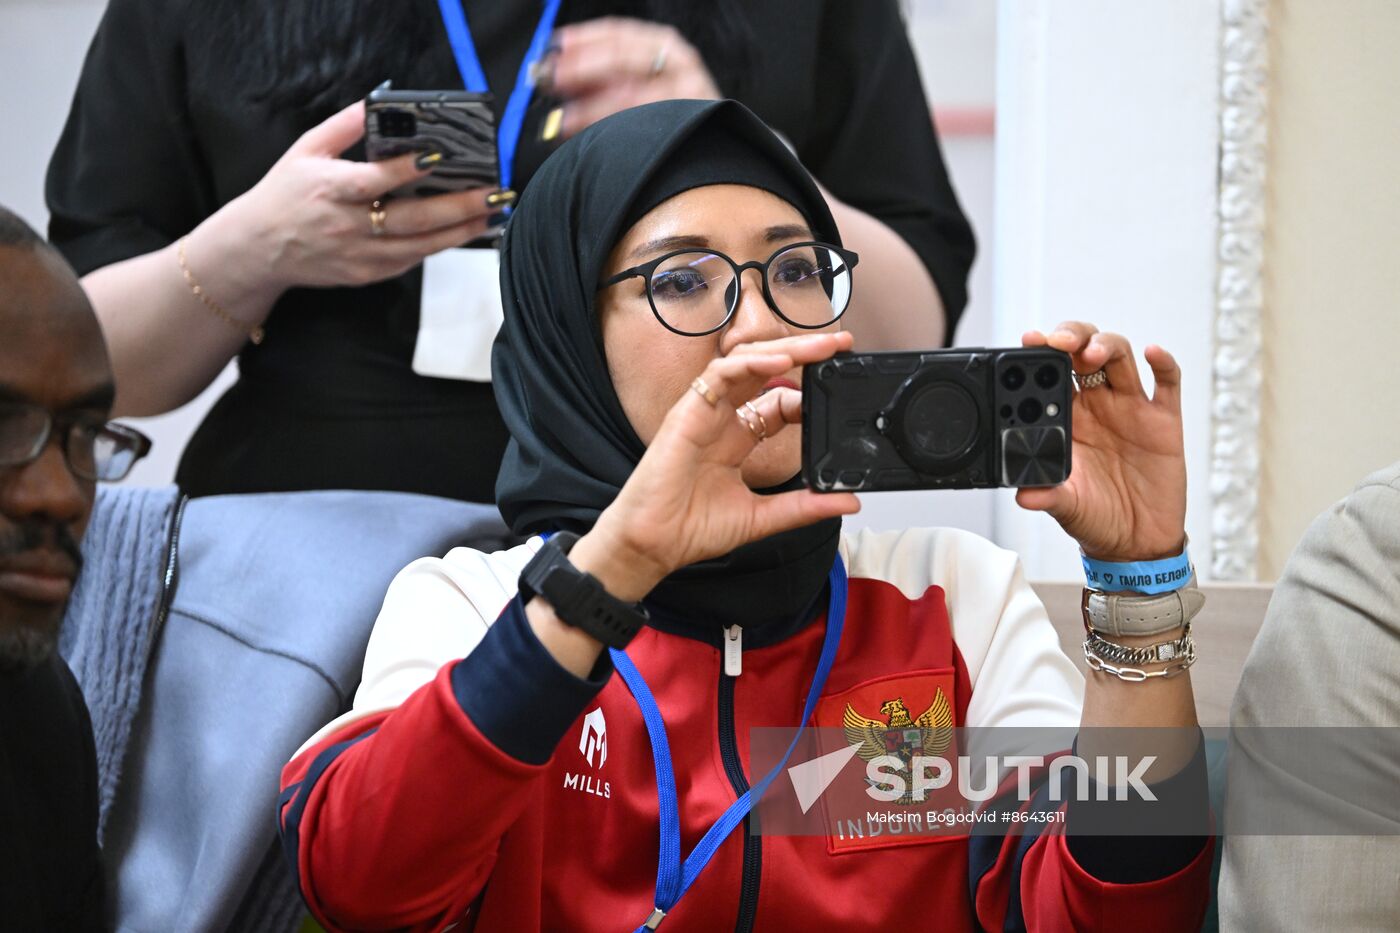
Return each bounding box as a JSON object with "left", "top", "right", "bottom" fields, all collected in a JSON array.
[
  {"left": 564, "top": 707, "right": 610, "bottom": 800},
  {"left": 579, "top": 707, "right": 607, "bottom": 768}
]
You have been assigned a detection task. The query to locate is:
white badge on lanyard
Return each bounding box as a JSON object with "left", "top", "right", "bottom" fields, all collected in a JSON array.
[
  {"left": 419, "top": 0, "right": 561, "bottom": 381},
  {"left": 412, "top": 246, "right": 503, "bottom": 382}
]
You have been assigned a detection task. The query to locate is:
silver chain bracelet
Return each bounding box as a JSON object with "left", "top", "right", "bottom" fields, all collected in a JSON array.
[
  {"left": 1084, "top": 623, "right": 1193, "bottom": 666},
  {"left": 1083, "top": 640, "right": 1197, "bottom": 682}
]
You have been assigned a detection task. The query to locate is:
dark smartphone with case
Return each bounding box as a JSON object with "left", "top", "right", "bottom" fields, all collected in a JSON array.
[
  {"left": 365, "top": 82, "right": 498, "bottom": 198},
  {"left": 802, "top": 348, "right": 1073, "bottom": 492}
]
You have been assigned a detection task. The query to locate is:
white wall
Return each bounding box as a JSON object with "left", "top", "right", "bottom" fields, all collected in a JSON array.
[
  {"left": 0, "top": 1, "right": 104, "bottom": 228},
  {"left": 993, "top": 0, "right": 1223, "bottom": 579},
  {"left": 904, "top": 0, "right": 998, "bottom": 108}
]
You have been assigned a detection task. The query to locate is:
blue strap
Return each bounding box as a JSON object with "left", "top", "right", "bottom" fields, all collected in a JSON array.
[
  {"left": 1081, "top": 544, "right": 1193, "bottom": 595},
  {"left": 609, "top": 648, "right": 683, "bottom": 910},
  {"left": 433, "top": 0, "right": 562, "bottom": 192},
  {"left": 613, "top": 556, "right": 848, "bottom": 930},
  {"left": 433, "top": 0, "right": 490, "bottom": 93}
]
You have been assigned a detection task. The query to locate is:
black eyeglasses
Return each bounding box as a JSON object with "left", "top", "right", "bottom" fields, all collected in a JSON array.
[
  {"left": 601, "top": 241, "right": 859, "bottom": 337},
  {"left": 0, "top": 402, "right": 152, "bottom": 482}
]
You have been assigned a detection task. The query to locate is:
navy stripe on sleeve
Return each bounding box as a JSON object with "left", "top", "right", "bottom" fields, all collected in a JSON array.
[
  {"left": 967, "top": 773, "right": 1060, "bottom": 932},
  {"left": 1066, "top": 730, "right": 1210, "bottom": 883},
  {"left": 278, "top": 727, "right": 380, "bottom": 888},
  {"left": 1000, "top": 780, "right": 1057, "bottom": 933},
  {"left": 450, "top": 595, "right": 614, "bottom": 765}
]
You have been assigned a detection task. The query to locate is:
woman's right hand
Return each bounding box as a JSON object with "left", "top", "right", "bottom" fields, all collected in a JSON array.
[
  {"left": 570, "top": 332, "right": 862, "bottom": 603},
  {"left": 218, "top": 100, "right": 500, "bottom": 292}
]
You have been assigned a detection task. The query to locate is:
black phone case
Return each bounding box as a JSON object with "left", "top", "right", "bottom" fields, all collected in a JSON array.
[
  {"left": 802, "top": 348, "right": 1073, "bottom": 492},
  {"left": 365, "top": 87, "right": 498, "bottom": 198}
]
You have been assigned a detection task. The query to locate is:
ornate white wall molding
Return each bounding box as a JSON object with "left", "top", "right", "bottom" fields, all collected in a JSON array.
[
  {"left": 1210, "top": 0, "right": 1270, "bottom": 580},
  {"left": 994, "top": 0, "right": 1222, "bottom": 580}
]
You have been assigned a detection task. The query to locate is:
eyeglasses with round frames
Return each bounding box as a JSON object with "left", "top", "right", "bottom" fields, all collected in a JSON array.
[{"left": 601, "top": 241, "right": 859, "bottom": 337}]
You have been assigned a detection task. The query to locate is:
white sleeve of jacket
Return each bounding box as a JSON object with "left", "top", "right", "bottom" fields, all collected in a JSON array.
[{"left": 841, "top": 526, "right": 1083, "bottom": 729}]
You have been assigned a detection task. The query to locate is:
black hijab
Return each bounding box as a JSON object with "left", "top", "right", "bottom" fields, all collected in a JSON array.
[{"left": 492, "top": 99, "right": 841, "bottom": 638}]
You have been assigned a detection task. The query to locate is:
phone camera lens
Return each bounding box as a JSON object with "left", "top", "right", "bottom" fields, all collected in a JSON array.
[
  {"left": 999, "top": 404, "right": 1013, "bottom": 420},
  {"left": 1017, "top": 397, "right": 1043, "bottom": 424},
  {"left": 1034, "top": 364, "right": 1060, "bottom": 389},
  {"left": 901, "top": 383, "right": 979, "bottom": 460},
  {"left": 379, "top": 109, "right": 417, "bottom": 138},
  {"left": 1000, "top": 366, "right": 1026, "bottom": 391}
]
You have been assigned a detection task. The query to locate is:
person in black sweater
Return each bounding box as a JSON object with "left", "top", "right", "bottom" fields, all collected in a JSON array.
[
  {"left": 46, "top": 0, "right": 974, "bottom": 502},
  {"left": 0, "top": 207, "right": 151, "bottom": 931}
]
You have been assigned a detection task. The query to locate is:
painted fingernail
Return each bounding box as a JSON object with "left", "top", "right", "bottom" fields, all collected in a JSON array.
[
  {"left": 415, "top": 150, "right": 444, "bottom": 169},
  {"left": 529, "top": 51, "right": 558, "bottom": 88},
  {"left": 485, "top": 188, "right": 518, "bottom": 208},
  {"left": 541, "top": 106, "right": 564, "bottom": 142}
]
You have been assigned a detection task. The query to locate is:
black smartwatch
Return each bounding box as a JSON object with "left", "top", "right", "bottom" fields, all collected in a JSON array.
[{"left": 518, "top": 532, "right": 648, "bottom": 649}]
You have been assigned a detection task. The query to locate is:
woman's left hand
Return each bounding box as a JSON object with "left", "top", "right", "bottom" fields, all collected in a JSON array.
[
  {"left": 1016, "top": 322, "right": 1187, "bottom": 561},
  {"left": 544, "top": 17, "right": 721, "bottom": 139}
]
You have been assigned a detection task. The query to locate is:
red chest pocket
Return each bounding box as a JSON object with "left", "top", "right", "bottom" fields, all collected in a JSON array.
[{"left": 812, "top": 669, "right": 963, "bottom": 854}]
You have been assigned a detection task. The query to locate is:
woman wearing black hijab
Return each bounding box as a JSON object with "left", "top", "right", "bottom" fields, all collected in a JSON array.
[{"left": 280, "top": 100, "right": 1211, "bottom": 931}]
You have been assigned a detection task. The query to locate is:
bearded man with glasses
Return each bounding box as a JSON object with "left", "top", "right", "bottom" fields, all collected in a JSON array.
[{"left": 0, "top": 205, "right": 150, "bottom": 930}]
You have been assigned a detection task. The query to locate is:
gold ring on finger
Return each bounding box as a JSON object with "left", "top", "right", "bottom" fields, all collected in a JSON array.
[
  {"left": 737, "top": 404, "right": 767, "bottom": 442},
  {"left": 690, "top": 376, "right": 719, "bottom": 407},
  {"left": 744, "top": 400, "right": 767, "bottom": 439},
  {"left": 369, "top": 200, "right": 388, "bottom": 237}
]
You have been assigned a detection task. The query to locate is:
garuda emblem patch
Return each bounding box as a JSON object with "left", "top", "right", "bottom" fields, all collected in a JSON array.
[{"left": 843, "top": 690, "right": 954, "bottom": 805}]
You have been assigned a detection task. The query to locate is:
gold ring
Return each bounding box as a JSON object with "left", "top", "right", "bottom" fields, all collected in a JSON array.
[
  {"left": 690, "top": 376, "right": 719, "bottom": 407},
  {"left": 742, "top": 401, "right": 768, "bottom": 440},
  {"left": 1074, "top": 369, "right": 1109, "bottom": 390},
  {"left": 650, "top": 46, "right": 669, "bottom": 77},
  {"left": 369, "top": 200, "right": 388, "bottom": 237},
  {"left": 737, "top": 407, "right": 764, "bottom": 441}
]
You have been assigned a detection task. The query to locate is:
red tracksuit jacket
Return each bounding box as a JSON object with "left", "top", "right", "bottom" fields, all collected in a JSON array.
[{"left": 280, "top": 528, "right": 1212, "bottom": 931}]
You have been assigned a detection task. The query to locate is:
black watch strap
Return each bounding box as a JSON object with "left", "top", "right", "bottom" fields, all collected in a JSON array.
[{"left": 518, "top": 532, "right": 648, "bottom": 649}]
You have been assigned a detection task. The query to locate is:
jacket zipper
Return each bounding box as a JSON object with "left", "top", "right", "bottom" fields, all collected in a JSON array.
[
  {"left": 724, "top": 624, "right": 742, "bottom": 676},
  {"left": 717, "top": 643, "right": 761, "bottom": 933},
  {"left": 143, "top": 494, "right": 188, "bottom": 669}
]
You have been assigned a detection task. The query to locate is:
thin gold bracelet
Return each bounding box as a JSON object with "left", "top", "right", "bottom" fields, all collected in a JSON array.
[{"left": 177, "top": 238, "right": 265, "bottom": 345}]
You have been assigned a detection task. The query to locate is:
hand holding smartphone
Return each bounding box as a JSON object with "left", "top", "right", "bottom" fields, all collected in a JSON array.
[{"left": 365, "top": 82, "right": 499, "bottom": 199}]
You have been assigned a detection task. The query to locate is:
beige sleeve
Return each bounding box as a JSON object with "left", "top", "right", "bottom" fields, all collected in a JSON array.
[{"left": 1219, "top": 465, "right": 1400, "bottom": 932}]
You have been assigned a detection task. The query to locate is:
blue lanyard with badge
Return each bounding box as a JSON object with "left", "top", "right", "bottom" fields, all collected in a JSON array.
[
  {"left": 413, "top": 0, "right": 562, "bottom": 382},
  {"left": 610, "top": 557, "right": 848, "bottom": 930}
]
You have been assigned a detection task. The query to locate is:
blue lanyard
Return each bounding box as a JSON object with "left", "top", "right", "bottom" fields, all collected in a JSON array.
[
  {"left": 433, "top": 0, "right": 562, "bottom": 192},
  {"left": 611, "top": 557, "right": 848, "bottom": 931}
]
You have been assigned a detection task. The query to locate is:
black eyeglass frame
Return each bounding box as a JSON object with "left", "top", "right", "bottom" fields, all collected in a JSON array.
[
  {"left": 0, "top": 402, "right": 153, "bottom": 482},
  {"left": 601, "top": 241, "right": 860, "bottom": 337}
]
